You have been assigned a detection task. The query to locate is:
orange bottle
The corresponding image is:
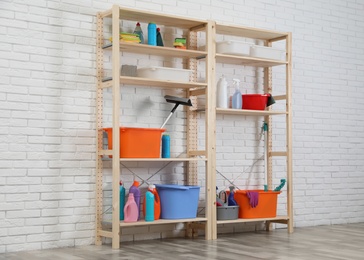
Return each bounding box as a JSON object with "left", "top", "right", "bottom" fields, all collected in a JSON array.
[{"left": 143, "top": 184, "right": 161, "bottom": 220}]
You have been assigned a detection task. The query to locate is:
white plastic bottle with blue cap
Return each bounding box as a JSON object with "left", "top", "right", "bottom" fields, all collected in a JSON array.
[{"left": 231, "top": 78, "right": 242, "bottom": 109}]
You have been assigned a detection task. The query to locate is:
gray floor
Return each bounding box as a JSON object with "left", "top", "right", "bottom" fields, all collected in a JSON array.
[{"left": 2, "top": 223, "right": 364, "bottom": 260}]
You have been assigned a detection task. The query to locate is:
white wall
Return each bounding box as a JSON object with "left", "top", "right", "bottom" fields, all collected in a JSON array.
[{"left": 1, "top": 0, "right": 364, "bottom": 253}]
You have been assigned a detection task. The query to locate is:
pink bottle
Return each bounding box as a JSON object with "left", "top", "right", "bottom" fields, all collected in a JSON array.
[{"left": 124, "top": 193, "right": 138, "bottom": 222}]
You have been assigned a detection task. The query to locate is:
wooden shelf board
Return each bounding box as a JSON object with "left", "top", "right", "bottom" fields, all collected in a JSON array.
[
  {"left": 217, "top": 216, "right": 289, "bottom": 225},
  {"left": 216, "top": 54, "right": 287, "bottom": 67},
  {"left": 216, "top": 24, "right": 288, "bottom": 40},
  {"left": 100, "top": 77, "right": 207, "bottom": 89},
  {"left": 216, "top": 108, "right": 287, "bottom": 116},
  {"left": 119, "top": 217, "right": 207, "bottom": 227},
  {"left": 119, "top": 157, "right": 206, "bottom": 162},
  {"left": 120, "top": 76, "right": 207, "bottom": 89},
  {"left": 103, "top": 6, "right": 208, "bottom": 29},
  {"left": 103, "top": 42, "right": 207, "bottom": 58}
]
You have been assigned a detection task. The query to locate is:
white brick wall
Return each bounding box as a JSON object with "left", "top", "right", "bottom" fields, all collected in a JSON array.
[{"left": 1, "top": 0, "right": 364, "bottom": 253}]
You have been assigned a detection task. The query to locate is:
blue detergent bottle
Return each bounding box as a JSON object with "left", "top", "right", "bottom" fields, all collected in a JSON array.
[
  {"left": 228, "top": 186, "right": 238, "bottom": 206},
  {"left": 119, "top": 181, "right": 126, "bottom": 220},
  {"left": 147, "top": 23, "right": 157, "bottom": 46},
  {"left": 162, "top": 134, "right": 170, "bottom": 158},
  {"left": 145, "top": 185, "right": 155, "bottom": 222}
]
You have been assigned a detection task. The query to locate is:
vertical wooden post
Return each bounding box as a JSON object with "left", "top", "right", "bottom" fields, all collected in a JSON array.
[
  {"left": 264, "top": 40, "right": 273, "bottom": 231},
  {"left": 95, "top": 12, "right": 104, "bottom": 246},
  {"left": 111, "top": 5, "right": 121, "bottom": 249},
  {"left": 187, "top": 30, "right": 198, "bottom": 187},
  {"left": 186, "top": 29, "right": 198, "bottom": 238},
  {"left": 286, "top": 32, "right": 293, "bottom": 233},
  {"left": 205, "top": 20, "right": 217, "bottom": 240}
]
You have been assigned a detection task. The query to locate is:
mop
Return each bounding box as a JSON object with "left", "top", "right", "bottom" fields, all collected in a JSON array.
[{"left": 160, "top": 95, "right": 192, "bottom": 129}]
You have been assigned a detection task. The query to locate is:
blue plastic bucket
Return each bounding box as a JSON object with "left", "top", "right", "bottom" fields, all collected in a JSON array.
[{"left": 155, "top": 184, "right": 200, "bottom": 219}]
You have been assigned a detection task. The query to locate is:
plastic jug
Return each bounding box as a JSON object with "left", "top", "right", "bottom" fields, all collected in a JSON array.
[
  {"left": 143, "top": 184, "right": 161, "bottom": 220},
  {"left": 216, "top": 75, "right": 228, "bottom": 108},
  {"left": 129, "top": 180, "right": 141, "bottom": 219},
  {"left": 147, "top": 23, "right": 157, "bottom": 46},
  {"left": 231, "top": 79, "right": 242, "bottom": 109},
  {"left": 124, "top": 193, "right": 138, "bottom": 222},
  {"left": 119, "top": 181, "right": 125, "bottom": 220},
  {"left": 145, "top": 189, "right": 155, "bottom": 222},
  {"left": 133, "top": 22, "right": 144, "bottom": 44}
]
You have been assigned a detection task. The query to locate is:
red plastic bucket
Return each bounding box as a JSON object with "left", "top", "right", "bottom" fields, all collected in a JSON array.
[{"left": 242, "top": 94, "right": 269, "bottom": 110}]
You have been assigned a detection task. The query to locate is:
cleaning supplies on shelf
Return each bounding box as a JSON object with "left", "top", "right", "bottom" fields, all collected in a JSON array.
[
  {"left": 144, "top": 188, "right": 155, "bottom": 222},
  {"left": 133, "top": 22, "right": 144, "bottom": 44},
  {"left": 161, "top": 134, "right": 170, "bottom": 158},
  {"left": 274, "top": 179, "right": 286, "bottom": 191},
  {"left": 129, "top": 180, "right": 141, "bottom": 219},
  {"left": 143, "top": 184, "right": 161, "bottom": 220},
  {"left": 109, "top": 32, "right": 141, "bottom": 43},
  {"left": 156, "top": 28, "right": 164, "bottom": 46},
  {"left": 124, "top": 193, "right": 138, "bottom": 222},
  {"left": 228, "top": 186, "right": 237, "bottom": 206},
  {"left": 147, "top": 23, "right": 157, "bottom": 46},
  {"left": 119, "top": 181, "right": 125, "bottom": 220},
  {"left": 231, "top": 78, "right": 242, "bottom": 109},
  {"left": 173, "top": 38, "right": 186, "bottom": 49},
  {"left": 216, "top": 75, "right": 228, "bottom": 109}
]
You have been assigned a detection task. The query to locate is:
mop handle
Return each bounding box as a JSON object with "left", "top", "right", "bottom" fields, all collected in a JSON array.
[{"left": 160, "top": 103, "right": 179, "bottom": 129}]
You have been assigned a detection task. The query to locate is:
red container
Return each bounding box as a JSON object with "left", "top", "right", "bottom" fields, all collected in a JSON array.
[
  {"left": 104, "top": 127, "right": 165, "bottom": 158},
  {"left": 242, "top": 94, "right": 269, "bottom": 110}
]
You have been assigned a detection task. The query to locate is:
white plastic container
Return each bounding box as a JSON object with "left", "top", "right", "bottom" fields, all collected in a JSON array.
[
  {"left": 216, "top": 40, "right": 252, "bottom": 56},
  {"left": 216, "top": 75, "right": 228, "bottom": 108},
  {"left": 250, "top": 45, "right": 285, "bottom": 61},
  {"left": 137, "top": 66, "right": 192, "bottom": 82}
]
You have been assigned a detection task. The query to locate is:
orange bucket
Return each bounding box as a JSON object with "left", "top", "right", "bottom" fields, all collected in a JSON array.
[
  {"left": 103, "top": 127, "right": 165, "bottom": 158},
  {"left": 234, "top": 190, "right": 280, "bottom": 218}
]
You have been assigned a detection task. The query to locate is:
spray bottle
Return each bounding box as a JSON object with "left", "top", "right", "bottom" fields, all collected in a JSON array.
[
  {"left": 228, "top": 186, "right": 238, "bottom": 206},
  {"left": 216, "top": 75, "right": 228, "bottom": 108},
  {"left": 129, "top": 180, "right": 141, "bottom": 219},
  {"left": 119, "top": 181, "right": 125, "bottom": 220},
  {"left": 231, "top": 79, "right": 242, "bottom": 109}
]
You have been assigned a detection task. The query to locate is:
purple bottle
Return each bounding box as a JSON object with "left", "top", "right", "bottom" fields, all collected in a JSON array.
[{"left": 129, "top": 180, "right": 141, "bottom": 219}]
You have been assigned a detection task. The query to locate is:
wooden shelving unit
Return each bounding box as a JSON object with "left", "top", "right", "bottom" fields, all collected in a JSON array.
[
  {"left": 96, "top": 5, "right": 215, "bottom": 249},
  {"left": 212, "top": 23, "right": 293, "bottom": 235},
  {"left": 95, "top": 5, "right": 292, "bottom": 249}
]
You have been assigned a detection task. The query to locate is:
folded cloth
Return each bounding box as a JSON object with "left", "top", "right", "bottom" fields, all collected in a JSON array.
[{"left": 246, "top": 191, "right": 259, "bottom": 208}]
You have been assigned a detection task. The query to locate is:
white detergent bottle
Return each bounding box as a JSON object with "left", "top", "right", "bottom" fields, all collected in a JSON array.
[
  {"left": 216, "top": 75, "right": 228, "bottom": 108},
  {"left": 231, "top": 79, "right": 242, "bottom": 109}
]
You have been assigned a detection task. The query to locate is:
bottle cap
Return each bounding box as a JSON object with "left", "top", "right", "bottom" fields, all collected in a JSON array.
[
  {"left": 136, "top": 22, "right": 140, "bottom": 26},
  {"left": 119, "top": 181, "right": 123, "bottom": 186},
  {"left": 157, "top": 28, "right": 161, "bottom": 32},
  {"left": 133, "top": 180, "right": 140, "bottom": 187},
  {"left": 148, "top": 184, "right": 155, "bottom": 190}
]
